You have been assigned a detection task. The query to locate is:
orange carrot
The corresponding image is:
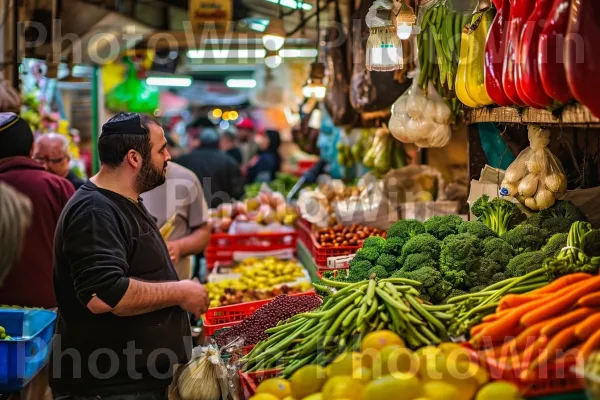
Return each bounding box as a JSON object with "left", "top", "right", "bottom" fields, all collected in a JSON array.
[
  {"left": 555, "top": 345, "right": 583, "bottom": 365},
  {"left": 529, "top": 273, "right": 592, "bottom": 295},
  {"left": 521, "top": 276, "right": 600, "bottom": 327},
  {"left": 498, "top": 294, "right": 546, "bottom": 311},
  {"left": 504, "top": 320, "right": 546, "bottom": 353},
  {"left": 523, "top": 326, "right": 580, "bottom": 380},
  {"left": 581, "top": 329, "right": 600, "bottom": 357},
  {"left": 577, "top": 292, "right": 600, "bottom": 307},
  {"left": 541, "top": 307, "right": 599, "bottom": 337},
  {"left": 470, "top": 323, "right": 488, "bottom": 337},
  {"left": 521, "top": 337, "right": 548, "bottom": 366},
  {"left": 575, "top": 313, "right": 600, "bottom": 340}
]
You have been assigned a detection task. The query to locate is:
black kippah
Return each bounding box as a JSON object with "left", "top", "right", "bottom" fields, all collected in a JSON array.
[
  {"left": 0, "top": 112, "right": 20, "bottom": 132},
  {"left": 101, "top": 112, "right": 147, "bottom": 137}
]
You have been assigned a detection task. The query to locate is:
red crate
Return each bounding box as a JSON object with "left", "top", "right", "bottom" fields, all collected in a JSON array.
[
  {"left": 464, "top": 344, "right": 584, "bottom": 397},
  {"left": 205, "top": 231, "right": 297, "bottom": 269},
  {"left": 296, "top": 219, "right": 360, "bottom": 268},
  {"left": 201, "top": 291, "right": 316, "bottom": 336},
  {"left": 238, "top": 368, "right": 282, "bottom": 399},
  {"left": 292, "top": 160, "right": 318, "bottom": 177}
]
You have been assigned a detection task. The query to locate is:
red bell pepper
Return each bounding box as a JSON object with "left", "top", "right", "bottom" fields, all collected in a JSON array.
[
  {"left": 517, "top": 0, "right": 555, "bottom": 108},
  {"left": 565, "top": 0, "right": 600, "bottom": 118},
  {"left": 538, "top": 0, "right": 573, "bottom": 104},
  {"left": 485, "top": 0, "right": 513, "bottom": 106},
  {"left": 502, "top": 0, "right": 536, "bottom": 106}
]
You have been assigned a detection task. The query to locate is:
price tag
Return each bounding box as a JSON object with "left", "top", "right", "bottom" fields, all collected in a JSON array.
[{"left": 327, "top": 254, "right": 355, "bottom": 269}]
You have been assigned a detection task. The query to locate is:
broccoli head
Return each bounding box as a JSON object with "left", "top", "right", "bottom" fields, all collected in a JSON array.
[
  {"left": 322, "top": 270, "right": 335, "bottom": 279},
  {"left": 390, "top": 269, "right": 406, "bottom": 279},
  {"left": 467, "top": 258, "right": 502, "bottom": 288},
  {"left": 471, "top": 195, "right": 523, "bottom": 236},
  {"left": 382, "top": 237, "right": 406, "bottom": 256},
  {"left": 402, "top": 253, "right": 437, "bottom": 273},
  {"left": 398, "top": 233, "right": 441, "bottom": 265},
  {"left": 387, "top": 219, "right": 426, "bottom": 241},
  {"left": 505, "top": 250, "right": 548, "bottom": 277},
  {"left": 583, "top": 230, "right": 600, "bottom": 257},
  {"left": 490, "top": 272, "right": 508, "bottom": 284},
  {"left": 399, "top": 266, "right": 452, "bottom": 304},
  {"left": 376, "top": 253, "right": 399, "bottom": 274},
  {"left": 525, "top": 200, "right": 587, "bottom": 236},
  {"left": 483, "top": 237, "right": 515, "bottom": 268},
  {"left": 469, "top": 285, "right": 487, "bottom": 293},
  {"left": 501, "top": 224, "right": 547, "bottom": 254},
  {"left": 363, "top": 236, "right": 387, "bottom": 249},
  {"left": 354, "top": 247, "right": 381, "bottom": 263},
  {"left": 458, "top": 221, "right": 498, "bottom": 240},
  {"left": 439, "top": 233, "right": 484, "bottom": 289},
  {"left": 368, "top": 265, "right": 389, "bottom": 279},
  {"left": 347, "top": 259, "right": 373, "bottom": 281},
  {"left": 541, "top": 233, "right": 568, "bottom": 257},
  {"left": 424, "top": 215, "right": 464, "bottom": 240},
  {"left": 444, "top": 289, "right": 468, "bottom": 304}
]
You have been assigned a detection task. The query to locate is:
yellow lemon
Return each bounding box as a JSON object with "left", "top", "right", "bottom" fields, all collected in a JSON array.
[
  {"left": 328, "top": 352, "right": 366, "bottom": 377},
  {"left": 290, "top": 365, "right": 327, "bottom": 399},
  {"left": 423, "top": 381, "right": 461, "bottom": 400},
  {"left": 250, "top": 394, "right": 280, "bottom": 400},
  {"left": 322, "top": 376, "right": 365, "bottom": 400},
  {"left": 475, "top": 381, "right": 522, "bottom": 400},
  {"left": 372, "top": 345, "right": 418, "bottom": 379},
  {"left": 352, "top": 367, "right": 373, "bottom": 384},
  {"left": 361, "top": 330, "right": 404, "bottom": 353},
  {"left": 301, "top": 394, "right": 323, "bottom": 400},
  {"left": 363, "top": 374, "right": 423, "bottom": 400},
  {"left": 256, "top": 378, "right": 292, "bottom": 399}
]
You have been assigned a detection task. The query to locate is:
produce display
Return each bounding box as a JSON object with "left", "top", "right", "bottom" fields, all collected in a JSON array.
[
  {"left": 314, "top": 224, "right": 385, "bottom": 248},
  {"left": 244, "top": 173, "right": 299, "bottom": 199},
  {"left": 361, "top": 126, "right": 408, "bottom": 176},
  {"left": 214, "top": 294, "right": 322, "bottom": 347},
  {"left": 207, "top": 284, "right": 313, "bottom": 308},
  {"left": 0, "top": 325, "right": 9, "bottom": 340}
]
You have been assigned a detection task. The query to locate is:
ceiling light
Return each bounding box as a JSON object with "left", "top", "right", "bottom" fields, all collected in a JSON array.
[
  {"left": 262, "top": 20, "right": 286, "bottom": 51},
  {"left": 264, "top": 50, "right": 282, "bottom": 69},
  {"left": 249, "top": 23, "right": 268, "bottom": 32},
  {"left": 396, "top": 23, "right": 413, "bottom": 40},
  {"left": 220, "top": 120, "right": 230, "bottom": 130},
  {"left": 187, "top": 49, "right": 267, "bottom": 59},
  {"left": 226, "top": 78, "right": 257, "bottom": 88},
  {"left": 279, "top": 48, "right": 318, "bottom": 58},
  {"left": 265, "top": 0, "right": 313, "bottom": 10},
  {"left": 212, "top": 108, "right": 223, "bottom": 118},
  {"left": 146, "top": 76, "right": 193, "bottom": 87},
  {"left": 302, "top": 62, "right": 327, "bottom": 100}
]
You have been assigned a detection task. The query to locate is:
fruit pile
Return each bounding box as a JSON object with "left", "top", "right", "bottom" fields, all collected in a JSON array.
[
  {"left": 315, "top": 224, "right": 385, "bottom": 248},
  {"left": 233, "top": 258, "right": 307, "bottom": 288},
  {"left": 249, "top": 333, "right": 522, "bottom": 400},
  {"left": 206, "top": 283, "right": 312, "bottom": 308},
  {"left": 0, "top": 325, "right": 10, "bottom": 340}
]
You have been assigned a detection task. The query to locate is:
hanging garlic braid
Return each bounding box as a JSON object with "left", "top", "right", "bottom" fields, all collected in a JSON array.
[{"left": 0, "top": 183, "right": 32, "bottom": 286}]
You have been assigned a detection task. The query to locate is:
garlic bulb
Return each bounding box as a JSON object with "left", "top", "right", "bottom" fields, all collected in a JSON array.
[
  {"left": 504, "top": 162, "right": 528, "bottom": 184},
  {"left": 501, "top": 182, "right": 518, "bottom": 197},
  {"left": 534, "top": 187, "right": 556, "bottom": 210},
  {"left": 544, "top": 173, "right": 567, "bottom": 193},
  {"left": 524, "top": 197, "right": 538, "bottom": 211},
  {"left": 178, "top": 350, "right": 222, "bottom": 400},
  {"left": 527, "top": 149, "right": 550, "bottom": 174},
  {"left": 518, "top": 174, "right": 539, "bottom": 198}
]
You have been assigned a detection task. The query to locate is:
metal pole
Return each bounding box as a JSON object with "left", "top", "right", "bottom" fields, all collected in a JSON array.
[
  {"left": 91, "top": 65, "right": 100, "bottom": 174},
  {"left": 11, "top": 0, "right": 19, "bottom": 89}
]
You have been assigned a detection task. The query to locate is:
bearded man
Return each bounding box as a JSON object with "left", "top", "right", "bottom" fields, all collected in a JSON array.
[{"left": 51, "top": 113, "right": 209, "bottom": 400}]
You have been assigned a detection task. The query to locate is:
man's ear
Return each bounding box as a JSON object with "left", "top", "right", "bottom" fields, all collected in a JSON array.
[{"left": 126, "top": 150, "right": 141, "bottom": 168}]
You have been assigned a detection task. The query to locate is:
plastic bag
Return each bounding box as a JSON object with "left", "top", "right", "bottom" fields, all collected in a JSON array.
[
  {"left": 177, "top": 345, "right": 237, "bottom": 400},
  {"left": 366, "top": 0, "right": 395, "bottom": 28},
  {"left": 407, "top": 73, "right": 427, "bottom": 119},
  {"left": 500, "top": 126, "right": 567, "bottom": 211},
  {"left": 425, "top": 82, "right": 452, "bottom": 125}
]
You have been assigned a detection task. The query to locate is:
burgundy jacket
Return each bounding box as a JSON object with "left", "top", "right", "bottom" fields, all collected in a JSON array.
[{"left": 0, "top": 157, "right": 75, "bottom": 308}]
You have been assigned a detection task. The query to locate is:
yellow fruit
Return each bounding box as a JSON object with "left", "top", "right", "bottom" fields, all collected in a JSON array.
[
  {"left": 291, "top": 365, "right": 327, "bottom": 399},
  {"left": 475, "top": 381, "right": 522, "bottom": 400},
  {"left": 423, "top": 381, "right": 461, "bottom": 400},
  {"left": 301, "top": 394, "right": 323, "bottom": 400},
  {"left": 352, "top": 367, "right": 373, "bottom": 384},
  {"left": 250, "top": 394, "right": 280, "bottom": 400},
  {"left": 322, "top": 376, "right": 365, "bottom": 400},
  {"left": 282, "top": 397, "right": 295, "bottom": 400},
  {"left": 372, "top": 345, "right": 418, "bottom": 379},
  {"left": 363, "top": 374, "right": 423, "bottom": 400},
  {"left": 328, "top": 352, "right": 366, "bottom": 377},
  {"left": 361, "top": 331, "right": 404, "bottom": 353},
  {"left": 417, "top": 349, "right": 445, "bottom": 381},
  {"left": 256, "top": 378, "right": 292, "bottom": 399}
]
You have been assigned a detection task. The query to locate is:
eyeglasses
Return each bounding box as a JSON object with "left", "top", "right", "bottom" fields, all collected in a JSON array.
[{"left": 33, "top": 155, "right": 67, "bottom": 164}]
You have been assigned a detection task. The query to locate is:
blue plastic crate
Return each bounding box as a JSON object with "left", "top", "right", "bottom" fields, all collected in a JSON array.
[{"left": 0, "top": 308, "right": 56, "bottom": 393}]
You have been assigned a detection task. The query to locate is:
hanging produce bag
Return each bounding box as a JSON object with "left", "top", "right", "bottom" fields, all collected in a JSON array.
[
  {"left": 500, "top": 126, "right": 567, "bottom": 211},
  {"left": 106, "top": 58, "right": 159, "bottom": 113},
  {"left": 177, "top": 345, "right": 237, "bottom": 400}
]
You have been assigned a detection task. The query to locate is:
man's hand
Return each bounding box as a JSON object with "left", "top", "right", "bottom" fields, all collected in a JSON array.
[
  {"left": 178, "top": 280, "right": 209, "bottom": 318},
  {"left": 167, "top": 240, "right": 181, "bottom": 263}
]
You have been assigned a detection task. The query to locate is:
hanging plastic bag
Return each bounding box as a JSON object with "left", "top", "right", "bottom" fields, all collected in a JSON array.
[
  {"left": 177, "top": 345, "right": 237, "bottom": 400},
  {"left": 500, "top": 125, "right": 567, "bottom": 210},
  {"left": 425, "top": 82, "right": 452, "bottom": 125},
  {"left": 407, "top": 71, "right": 427, "bottom": 120}
]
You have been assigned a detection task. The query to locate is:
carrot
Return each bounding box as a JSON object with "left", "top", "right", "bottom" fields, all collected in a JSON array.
[
  {"left": 498, "top": 294, "right": 546, "bottom": 311},
  {"left": 528, "top": 273, "right": 592, "bottom": 295},
  {"left": 575, "top": 313, "right": 600, "bottom": 340},
  {"left": 521, "top": 337, "right": 548, "bottom": 366},
  {"left": 503, "top": 320, "right": 546, "bottom": 353},
  {"left": 482, "top": 309, "right": 510, "bottom": 323},
  {"left": 541, "top": 307, "right": 599, "bottom": 337},
  {"left": 470, "top": 323, "right": 488, "bottom": 337},
  {"left": 577, "top": 292, "right": 600, "bottom": 307},
  {"left": 555, "top": 345, "right": 583, "bottom": 365},
  {"left": 581, "top": 329, "right": 600, "bottom": 358},
  {"left": 521, "top": 276, "right": 600, "bottom": 327},
  {"left": 523, "top": 326, "right": 580, "bottom": 380}
]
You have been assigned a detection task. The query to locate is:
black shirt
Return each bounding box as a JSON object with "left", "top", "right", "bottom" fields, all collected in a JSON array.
[
  {"left": 65, "top": 169, "right": 85, "bottom": 190},
  {"left": 176, "top": 147, "right": 245, "bottom": 209},
  {"left": 51, "top": 181, "right": 191, "bottom": 396},
  {"left": 226, "top": 147, "right": 243, "bottom": 165}
]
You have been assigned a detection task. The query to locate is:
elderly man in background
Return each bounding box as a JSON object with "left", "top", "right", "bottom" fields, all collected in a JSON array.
[{"left": 34, "top": 133, "right": 85, "bottom": 189}]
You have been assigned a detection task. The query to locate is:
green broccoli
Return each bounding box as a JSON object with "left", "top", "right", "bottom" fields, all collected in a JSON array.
[
  {"left": 469, "top": 285, "right": 487, "bottom": 293},
  {"left": 368, "top": 265, "right": 389, "bottom": 279},
  {"left": 505, "top": 251, "right": 548, "bottom": 277},
  {"left": 398, "top": 233, "right": 441, "bottom": 265},
  {"left": 424, "top": 215, "right": 464, "bottom": 240},
  {"left": 541, "top": 233, "right": 568, "bottom": 256},
  {"left": 444, "top": 289, "right": 468, "bottom": 304},
  {"left": 323, "top": 270, "right": 335, "bottom": 279},
  {"left": 490, "top": 272, "right": 508, "bottom": 284},
  {"left": 397, "top": 266, "right": 452, "bottom": 304},
  {"left": 471, "top": 195, "right": 523, "bottom": 236},
  {"left": 376, "top": 253, "right": 399, "bottom": 274},
  {"left": 467, "top": 258, "right": 502, "bottom": 288},
  {"left": 525, "top": 200, "right": 587, "bottom": 235},
  {"left": 391, "top": 269, "right": 405, "bottom": 279},
  {"left": 347, "top": 259, "right": 373, "bottom": 281},
  {"left": 382, "top": 237, "right": 406, "bottom": 256},
  {"left": 501, "top": 224, "right": 547, "bottom": 254},
  {"left": 583, "top": 230, "right": 600, "bottom": 257},
  {"left": 439, "top": 233, "right": 484, "bottom": 289},
  {"left": 458, "top": 221, "right": 498, "bottom": 240},
  {"left": 402, "top": 253, "right": 437, "bottom": 273},
  {"left": 387, "top": 219, "right": 425, "bottom": 241},
  {"left": 354, "top": 247, "right": 381, "bottom": 263},
  {"left": 363, "top": 236, "right": 387, "bottom": 249},
  {"left": 483, "top": 237, "right": 515, "bottom": 268}
]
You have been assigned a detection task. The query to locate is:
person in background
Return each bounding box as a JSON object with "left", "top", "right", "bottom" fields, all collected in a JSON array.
[
  {"left": 177, "top": 126, "right": 245, "bottom": 209},
  {"left": 34, "top": 133, "right": 86, "bottom": 189},
  {"left": 0, "top": 112, "right": 75, "bottom": 309},
  {"left": 220, "top": 129, "right": 242, "bottom": 165},
  {"left": 247, "top": 129, "right": 282, "bottom": 183},
  {"left": 165, "top": 133, "right": 183, "bottom": 159},
  {"left": 51, "top": 112, "right": 208, "bottom": 399},
  {"left": 235, "top": 117, "right": 259, "bottom": 170},
  {"left": 141, "top": 161, "right": 211, "bottom": 280}
]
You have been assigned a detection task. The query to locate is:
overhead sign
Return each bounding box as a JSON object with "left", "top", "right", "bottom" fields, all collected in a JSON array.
[{"left": 189, "top": 0, "right": 232, "bottom": 32}]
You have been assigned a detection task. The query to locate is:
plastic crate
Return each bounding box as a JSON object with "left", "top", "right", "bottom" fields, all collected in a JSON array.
[
  {"left": 295, "top": 219, "right": 360, "bottom": 268},
  {"left": 0, "top": 308, "right": 56, "bottom": 392},
  {"left": 464, "top": 345, "right": 584, "bottom": 397},
  {"left": 205, "top": 231, "right": 298, "bottom": 269},
  {"left": 238, "top": 368, "right": 282, "bottom": 398},
  {"left": 201, "top": 291, "right": 317, "bottom": 336},
  {"left": 292, "top": 159, "right": 318, "bottom": 177}
]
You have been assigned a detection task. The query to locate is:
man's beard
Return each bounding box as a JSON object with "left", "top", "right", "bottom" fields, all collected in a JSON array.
[{"left": 135, "top": 158, "right": 167, "bottom": 194}]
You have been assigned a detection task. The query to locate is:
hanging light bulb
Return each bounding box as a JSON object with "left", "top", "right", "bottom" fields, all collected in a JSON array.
[
  {"left": 262, "top": 20, "right": 286, "bottom": 51},
  {"left": 395, "top": 1, "right": 416, "bottom": 40},
  {"left": 396, "top": 23, "right": 413, "bottom": 39},
  {"left": 302, "top": 62, "right": 327, "bottom": 100},
  {"left": 264, "top": 50, "right": 282, "bottom": 69},
  {"left": 308, "top": 108, "right": 322, "bottom": 130},
  {"left": 365, "top": 5, "right": 403, "bottom": 71}
]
